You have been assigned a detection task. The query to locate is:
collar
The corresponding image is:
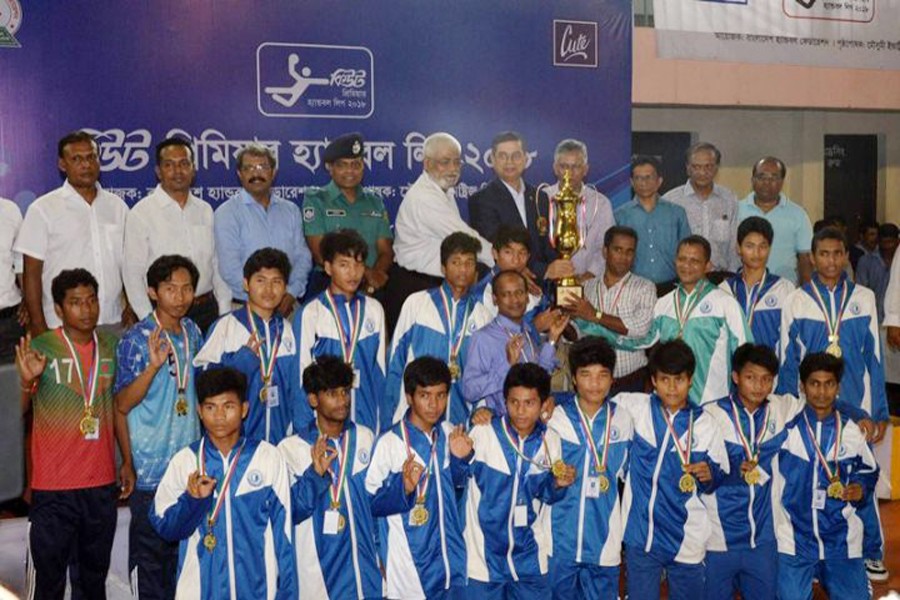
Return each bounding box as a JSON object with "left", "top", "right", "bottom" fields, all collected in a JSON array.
[
  {"left": 62, "top": 179, "right": 103, "bottom": 202},
  {"left": 500, "top": 178, "right": 525, "bottom": 198},
  {"left": 750, "top": 192, "right": 787, "bottom": 211},
  {"left": 495, "top": 313, "right": 526, "bottom": 332},
  {"left": 499, "top": 415, "right": 546, "bottom": 443},
  {"left": 323, "top": 180, "right": 363, "bottom": 204},
  {"left": 802, "top": 404, "right": 837, "bottom": 424},
  {"left": 150, "top": 184, "right": 197, "bottom": 210},
  {"left": 422, "top": 171, "right": 455, "bottom": 200},
  {"left": 630, "top": 194, "right": 659, "bottom": 212},
  {"left": 239, "top": 188, "right": 280, "bottom": 207},
  {"left": 811, "top": 272, "right": 849, "bottom": 294},
  {"left": 438, "top": 280, "right": 471, "bottom": 303}
]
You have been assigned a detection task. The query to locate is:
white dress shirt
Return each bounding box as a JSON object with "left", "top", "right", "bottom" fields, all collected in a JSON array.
[
  {"left": 124, "top": 185, "right": 231, "bottom": 318},
  {"left": 0, "top": 198, "right": 23, "bottom": 310},
  {"left": 545, "top": 183, "right": 614, "bottom": 278},
  {"left": 394, "top": 172, "right": 493, "bottom": 277},
  {"left": 14, "top": 181, "right": 128, "bottom": 328},
  {"left": 500, "top": 179, "right": 528, "bottom": 226}
]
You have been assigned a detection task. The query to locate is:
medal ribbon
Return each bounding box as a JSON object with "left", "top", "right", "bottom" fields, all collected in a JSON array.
[
  {"left": 401, "top": 420, "right": 438, "bottom": 503},
  {"left": 59, "top": 328, "right": 100, "bottom": 414},
  {"left": 438, "top": 287, "right": 471, "bottom": 364},
  {"left": 663, "top": 407, "right": 693, "bottom": 467},
  {"left": 500, "top": 417, "right": 549, "bottom": 471},
  {"left": 673, "top": 280, "right": 707, "bottom": 334},
  {"left": 575, "top": 400, "right": 612, "bottom": 474},
  {"left": 807, "top": 278, "right": 851, "bottom": 344},
  {"left": 740, "top": 275, "right": 763, "bottom": 326},
  {"left": 599, "top": 273, "right": 631, "bottom": 314},
  {"left": 198, "top": 437, "right": 246, "bottom": 527},
  {"left": 324, "top": 290, "right": 363, "bottom": 364},
  {"left": 246, "top": 306, "right": 280, "bottom": 384},
  {"left": 501, "top": 324, "right": 537, "bottom": 363},
  {"left": 803, "top": 411, "right": 843, "bottom": 482},
  {"left": 729, "top": 397, "right": 770, "bottom": 462},
  {"left": 152, "top": 312, "right": 190, "bottom": 393},
  {"left": 325, "top": 431, "right": 351, "bottom": 508}
]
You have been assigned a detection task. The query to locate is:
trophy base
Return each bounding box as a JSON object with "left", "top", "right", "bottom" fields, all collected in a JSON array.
[{"left": 556, "top": 283, "right": 583, "bottom": 308}]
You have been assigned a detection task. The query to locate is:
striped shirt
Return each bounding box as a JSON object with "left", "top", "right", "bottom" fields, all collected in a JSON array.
[
  {"left": 582, "top": 272, "right": 656, "bottom": 377},
  {"left": 30, "top": 328, "right": 117, "bottom": 491}
]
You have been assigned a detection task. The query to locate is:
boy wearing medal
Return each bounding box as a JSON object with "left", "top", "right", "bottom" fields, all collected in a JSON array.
[
  {"left": 543, "top": 336, "right": 634, "bottom": 600},
  {"left": 150, "top": 367, "right": 297, "bottom": 598},
  {"left": 16, "top": 268, "right": 125, "bottom": 599},
  {"left": 463, "top": 270, "right": 568, "bottom": 422},
  {"left": 194, "top": 247, "right": 302, "bottom": 443},
  {"left": 384, "top": 232, "right": 492, "bottom": 430},
  {"left": 278, "top": 355, "right": 382, "bottom": 599},
  {"left": 772, "top": 352, "right": 878, "bottom": 599},
  {"left": 614, "top": 339, "right": 729, "bottom": 600},
  {"left": 777, "top": 226, "right": 889, "bottom": 580},
  {"left": 703, "top": 344, "right": 874, "bottom": 600},
  {"left": 294, "top": 229, "right": 387, "bottom": 434},
  {"left": 114, "top": 255, "right": 204, "bottom": 599},
  {"left": 461, "top": 363, "right": 575, "bottom": 598},
  {"left": 720, "top": 217, "right": 794, "bottom": 353},
  {"left": 366, "top": 356, "right": 473, "bottom": 599}
]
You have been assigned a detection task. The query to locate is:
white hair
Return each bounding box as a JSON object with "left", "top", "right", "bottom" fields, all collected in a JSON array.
[
  {"left": 423, "top": 132, "right": 462, "bottom": 159},
  {"left": 554, "top": 138, "right": 588, "bottom": 163}
]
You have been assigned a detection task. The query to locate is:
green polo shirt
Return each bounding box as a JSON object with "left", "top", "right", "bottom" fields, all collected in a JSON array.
[{"left": 301, "top": 181, "right": 393, "bottom": 268}]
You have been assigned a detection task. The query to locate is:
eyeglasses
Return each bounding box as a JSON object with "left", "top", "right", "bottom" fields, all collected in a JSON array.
[
  {"left": 753, "top": 174, "right": 782, "bottom": 183},
  {"left": 494, "top": 151, "right": 524, "bottom": 163},
  {"left": 632, "top": 175, "right": 658, "bottom": 183},
  {"left": 240, "top": 163, "right": 273, "bottom": 173},
  {"left": 689, "top": 163, "right": 716, "bottom": 172}
]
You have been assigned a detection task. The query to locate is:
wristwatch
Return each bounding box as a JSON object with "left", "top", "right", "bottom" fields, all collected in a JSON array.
[{"left": 594, "top": 309, "right": 603, "bottom": 322}]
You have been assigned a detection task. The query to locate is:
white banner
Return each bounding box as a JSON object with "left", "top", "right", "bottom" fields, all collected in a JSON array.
[{"left": 653, "top": 0, "right": 900, "bottom": 70}]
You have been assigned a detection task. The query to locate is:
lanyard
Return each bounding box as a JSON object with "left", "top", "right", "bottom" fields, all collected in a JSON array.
[
  {"left": 673, "top": 280, "right": 707, "bottom": 335},
  {"left": 499, "top": 417, "right": 549, "bottom": 471},
  {"left": 438, "top": 287, "right": 471, "bottom": 364},
  {"left": 151, "top": 313, "right": 190, "bottom": 393},
  {"left": 59, "top": 328, "right": 100, "bottom": 414},
  {"left": 401, "top": 420, "right": 438, "bottom": 503},
  {"left": 807, "top": 278, "right": 851, "bottom": 344},
  {"left": 663, "top": 407, "right": 693, "bottom": 467},
  {"left": 324, "top": 430, "right": 351, "bottom": 509},
  {"left": 729, "top": 397, "right": 770, "bottom": 462},
  {"left": 598, "top": 273, "right": 631, "bottom": 315},
  {"left": 198, "top": 437, "right": 246, "bottom": 528},
  {"left": 246, "top": 307, "right": 280, "bottom": 384},
  {"left": 324, "top": 291, "right": 363, "bottom": 365},
  {"left": 501, "top": 323, "right": 537, "bottom": 363},
  {"left": 575, "top": 400, "right": 612, "bottom": 474},
  {"left": 803, "top": 411, "right": 843, "bottom": 482}
]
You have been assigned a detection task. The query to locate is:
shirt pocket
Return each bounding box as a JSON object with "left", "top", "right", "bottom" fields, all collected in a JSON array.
[
  {"left": 101, "top": 223, "right": 125, "bottom": 257},
  {"left": 190, "top": 224, "right": 214, "bottom": 266},
  {"left": 711, "top": 215, "right": 731, "bottom": 242}
]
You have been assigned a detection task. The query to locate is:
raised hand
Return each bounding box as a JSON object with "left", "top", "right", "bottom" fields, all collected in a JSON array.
[
  {"left": 563, "top": 295, "right": 596, "bottom": 321},
  {"left": 311, "top": 436, "right": 339, "bottom": 477},
  {"left": 506, "top": 334, "right": 525, "bottom": 365},
  {"left": 471, "top": 408, "right": 493, "bottom": 426},
  {"left": 15, "top": 333, "right": 47, "bottom": 386},
  {"left": 402, "top": 454, "right": 424, "bottom": 496},
  {"left": 548, "top": 311, "right": 570, "bottom": 343},
  {"left": 448, "top": 425, "right": 474, "bottom": 459},
  {"left": 686, "top": 461, "right": 712, "bottom": 483},
  {"left": 187, "top": 470, "right": 218, "bottom": 499},
  {"left": 553, "top": 463, "right": 577, "bottom": 488},
  {"left": 246, "top": 332, "right": 262, "bottom": 356},
  {"left": 148, "top": 327, "right": 170, "bottom": 369}
]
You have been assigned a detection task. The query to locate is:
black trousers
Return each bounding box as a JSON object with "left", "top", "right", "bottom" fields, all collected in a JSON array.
[
  {"left": 128, "top": 489, "right": 178, "bottom": 600},
  {"left": 28, "top": 484, "right": 118, "bottom": 600},
  {"left": 383, "top": 263, "right": 442, "bottom": 337}
]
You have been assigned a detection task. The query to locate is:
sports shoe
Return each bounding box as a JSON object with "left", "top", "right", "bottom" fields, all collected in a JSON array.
[{"left": 865, "top": 558, "right": 889, "bottom": 582}]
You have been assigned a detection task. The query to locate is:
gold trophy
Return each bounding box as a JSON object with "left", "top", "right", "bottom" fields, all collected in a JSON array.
[{"left": 551, "top": 170, "right": 583, "bottom": 307}]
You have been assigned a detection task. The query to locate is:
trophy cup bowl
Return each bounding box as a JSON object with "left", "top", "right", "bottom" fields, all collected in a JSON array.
[{"left": 551, "top": 171, "right": 583, "bottom": 307}]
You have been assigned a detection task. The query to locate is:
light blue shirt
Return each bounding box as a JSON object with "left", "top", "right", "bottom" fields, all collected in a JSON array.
[
  {"left": 737, "top": 193, "right": 812, "bottom": 285},
  {"left": 614, "top": 197, "right": 691, "bottom": 284},
  {"left": 214, "top": 190, "right": 312, "bottom": 300}
]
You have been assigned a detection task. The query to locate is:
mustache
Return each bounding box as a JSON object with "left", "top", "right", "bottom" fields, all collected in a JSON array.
[{"left": 249, "top": 177, "right": 267, "bottom": 184}]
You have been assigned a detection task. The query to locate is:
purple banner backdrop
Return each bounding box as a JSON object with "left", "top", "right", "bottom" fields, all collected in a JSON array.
[{"left": 0, "top": 1, "right": 632, "bottom": 218}]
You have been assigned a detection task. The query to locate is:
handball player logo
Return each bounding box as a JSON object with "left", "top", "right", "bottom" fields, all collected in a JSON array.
[
  {"left": 553, "top": 20, "right": 598, "bottom": 68},
  {"left": 699, "top": 301, "right": 712, "bottom": 314},
  {"left": 849, "top": 302, "right": 860, "bottom": 315},
  {"left": 0, "top": 0, "right": 22, "bottom": 48},
  {"left": 610, "top": 427, "right": 620, "bottom": 442},
  {"left": 247, "top": 470, "right": 264, "bottom": 488},
  {"left": 765, "top": 295, "right": 778, "bottom": 308},
  {"left": 358, "top": 448, "right": 370, "bottom": 466}
]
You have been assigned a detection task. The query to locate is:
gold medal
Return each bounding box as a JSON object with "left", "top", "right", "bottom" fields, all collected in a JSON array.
[
  {"left": 744, "top": 468, "right": 761, "bottom": 486},
  {"left": 679, "top": 472, "right": 696, "bottom": 494},
  {"left": 259, "top": 385, "right": 269, "bottom": 404},
  {"left": 827, "top": 477, "right": 844, "bottom": 499},
  {"left": 448, "top": 360, "right": 460, "bottom": 380},
  {"left": 551, "top": 460, "right": 568, "bottom": 479},
  {"left": 597, "top": 474, "right": 610, "bottom": 493},
  {"left": 79, "top": 409, "right": 97, "bottom": 436},
  {"left": 826, "top": 341, "right": 842, "bottom": 358},
  {"left": 337, "top": 513, "right": 346, "bottom": 532},
  {"left": 203, "top": 531, "right": 217, "bottom": 552},
  {"left": 331, "top": 500, "right": 341, "bottom": 510},
  {"left": 410, "top": 503, "right": 430, "bottom": 526},
  {"left": 175, "top": 393, "right": 189, "bottom": 417}
]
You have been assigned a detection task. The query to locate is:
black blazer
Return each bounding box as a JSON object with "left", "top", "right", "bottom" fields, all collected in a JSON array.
[{"left": 468, "top": 179, "right": 557, "bottom": 278}]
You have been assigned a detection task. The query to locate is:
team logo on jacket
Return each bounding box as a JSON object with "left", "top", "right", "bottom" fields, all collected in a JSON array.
[
  {"left": 247, "top": 469, "right": 264, "bottom": 487},
  {"left": 468, "top": 322, "right": 477, "bottom": 332},
  {"left": 358, "top": 448, "right": 370, "bottom": 465},
  {"left": 365, "top": 318, "right": 375, "bottom": 333},
  {"left": 768, "top": 421, "right": 777, "bottom": 434},
  {"left": 765, "top": 295, "right": 778, "bottom": 308},
  {"left": 699, "top": 301, "right": 712, "bottom": 314},
  {"left": 838, "top": 444, "right": 847, "bottom": 458},
  {"left": 609, "top": 427, "right": 620, "bottom": 441},
  {"left": 849, "top": 302, "right": 860, "bottom": 315}
]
